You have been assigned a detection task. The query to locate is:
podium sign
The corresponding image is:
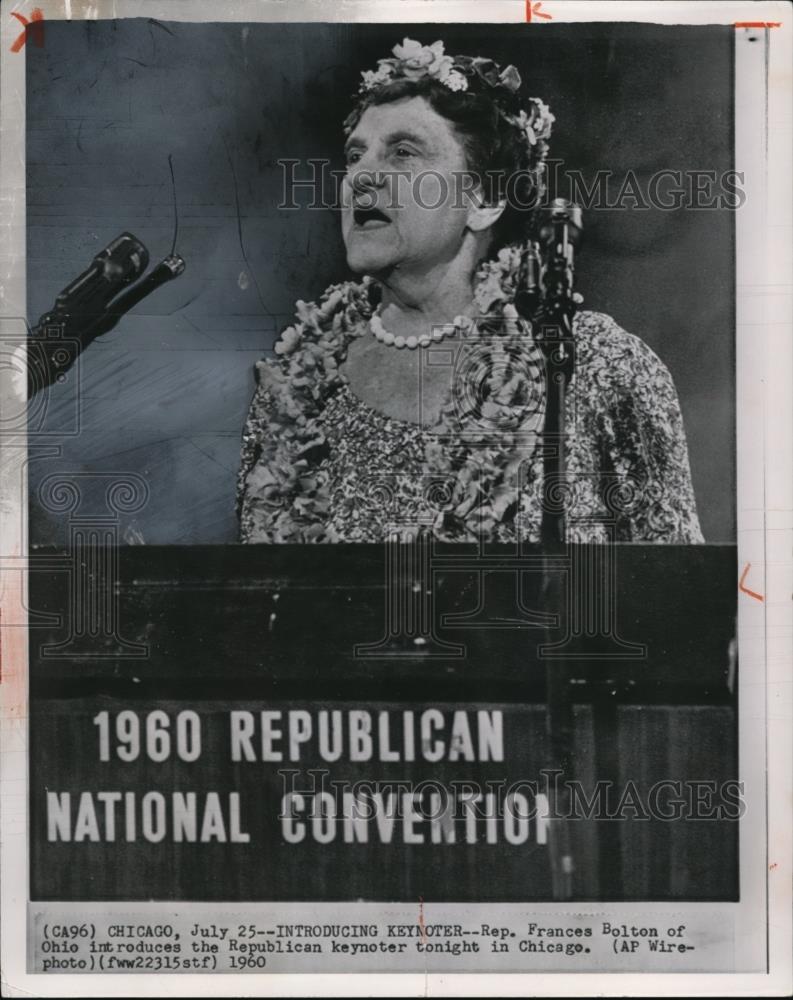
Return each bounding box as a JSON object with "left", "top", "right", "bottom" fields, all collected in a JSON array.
[{"left": 29, "top": 544, "right": 738, "bottom": 902}]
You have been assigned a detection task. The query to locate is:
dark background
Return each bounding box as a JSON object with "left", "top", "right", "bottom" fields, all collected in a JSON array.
[{"left": 26, "top": 21, "right": 735, "bottom": 544}]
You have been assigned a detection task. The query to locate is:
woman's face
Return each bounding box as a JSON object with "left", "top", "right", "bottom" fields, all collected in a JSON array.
[{"left": 341, "top": 96, "right": 475, "bottom": 277}]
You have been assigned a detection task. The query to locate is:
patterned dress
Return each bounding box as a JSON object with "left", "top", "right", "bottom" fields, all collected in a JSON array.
[{"left": 237, "top": 279, "right": 703, "bottom": 545}]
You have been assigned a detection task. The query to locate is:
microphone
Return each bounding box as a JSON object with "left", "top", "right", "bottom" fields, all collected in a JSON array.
[
  {"left": 538, "top": 198, "right": 583, "bottom": 254},
  {"left": 515, "top": 200, "right": 583, "bottom": 323},
  {"left": 538, "top": 200, "right": 582, "bottom": 322},
  {"left": 49, "top": 232, "right": 150, "bottom": 319},
  {"left": 27, "top": 233, "right": 185, "bottom": 396}
]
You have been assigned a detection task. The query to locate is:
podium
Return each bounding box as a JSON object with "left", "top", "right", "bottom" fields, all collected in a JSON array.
[{"left": 29, "top": 543, "right": 737, "bottom": 902}]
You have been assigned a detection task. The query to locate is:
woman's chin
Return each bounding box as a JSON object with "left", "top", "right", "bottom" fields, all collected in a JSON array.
[{"left": 344, "top": 245, "right": 396, "bottom": 276}]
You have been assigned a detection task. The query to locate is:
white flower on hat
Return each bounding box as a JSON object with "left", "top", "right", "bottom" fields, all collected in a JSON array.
[
  {"left": 441, "top": 68, "right": 468, "bottom": 91},
  {"left": 529, "top": 97, "right": 556, "bottom": 139},
  {"left": 498, "top": 65, "right": 522, "bottom": 92},
  {"left": 392, "top": 38, "right": 451, "bottom": 79},
  {"left": 507, "top": 109, "right": 538, "bottom": 146},
  {"left": 360, "top": 62, "right": 395, "bottom": 91}
]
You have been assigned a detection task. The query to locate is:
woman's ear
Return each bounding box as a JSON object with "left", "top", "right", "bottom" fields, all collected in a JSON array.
[{"left": 465, "top": 182, "right": 507, "bottom": 234}]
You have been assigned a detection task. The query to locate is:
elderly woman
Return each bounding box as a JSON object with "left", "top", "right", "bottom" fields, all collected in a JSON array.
[{"left": 237, "top": 39, "right": 703, "bottom": 544}]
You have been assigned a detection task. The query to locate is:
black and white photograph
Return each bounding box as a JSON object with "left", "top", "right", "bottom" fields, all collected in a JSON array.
[{"left": 0, "top": 1, "right": 790, "bottom": 995}]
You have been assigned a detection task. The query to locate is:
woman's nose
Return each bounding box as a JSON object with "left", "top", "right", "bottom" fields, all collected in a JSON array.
[{"left": 349, "top": 156, "right": 386, "bottom": 196}]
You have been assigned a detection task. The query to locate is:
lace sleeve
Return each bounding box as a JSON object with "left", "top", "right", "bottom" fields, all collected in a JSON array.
[
  {"left": 590, "top": 319, "right": 704, "bottom": 543},
  {"left": 236, "top": 372, "right": 278, "bottom": 543}
]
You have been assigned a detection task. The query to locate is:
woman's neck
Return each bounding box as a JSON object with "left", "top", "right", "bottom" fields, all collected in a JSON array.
[{"left": 374, "top": 261, "right": 479, "bottom": 337}]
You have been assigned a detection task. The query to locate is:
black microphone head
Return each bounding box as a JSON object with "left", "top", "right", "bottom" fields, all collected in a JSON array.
[
  {"left": 97, "top": 232, "right": 149, "bottom": 284},
  {"left": 52, "top": 232, "right": 150, "bottom": 320}
]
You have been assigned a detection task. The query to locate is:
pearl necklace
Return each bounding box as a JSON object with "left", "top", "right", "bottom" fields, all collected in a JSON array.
[{"left": 369, "top": 307, "right": 475, "bottom": 349}]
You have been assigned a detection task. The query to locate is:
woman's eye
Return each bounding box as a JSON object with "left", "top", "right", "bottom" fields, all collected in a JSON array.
[
  {"left": 346, "top": 151, "right": 362, "bottom": 166},
  {"left": 394, "top": 146, "right": 415, "bottom": 159}
]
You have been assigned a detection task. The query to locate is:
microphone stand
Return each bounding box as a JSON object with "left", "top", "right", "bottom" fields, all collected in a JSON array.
[{"left": 516, "top": 199, "right": 582, "bottom": 900}]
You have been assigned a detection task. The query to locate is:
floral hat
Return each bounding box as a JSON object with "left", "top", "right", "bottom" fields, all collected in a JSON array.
[{"left": 353, "top": 38, "right": 555, "bottom": 160}]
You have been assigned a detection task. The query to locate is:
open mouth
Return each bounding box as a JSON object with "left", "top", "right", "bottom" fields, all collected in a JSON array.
[{"left": 353, "top": 206, "right": 391, "bottom": 229}]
